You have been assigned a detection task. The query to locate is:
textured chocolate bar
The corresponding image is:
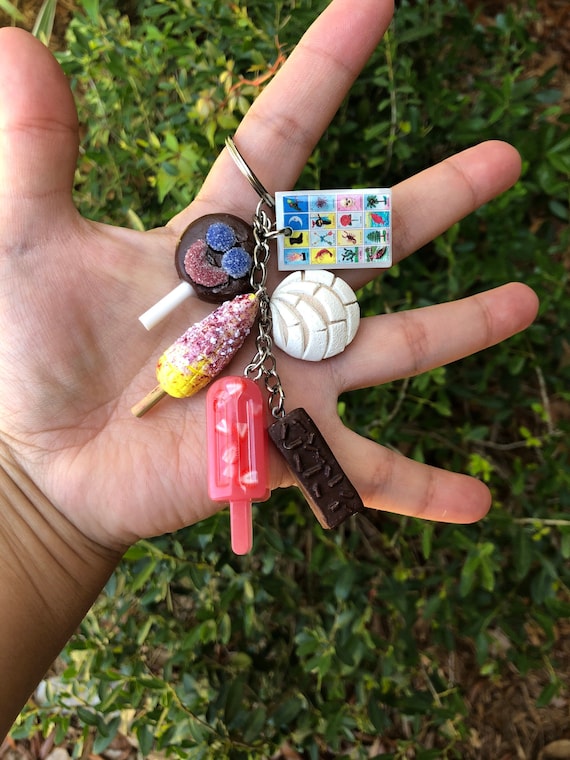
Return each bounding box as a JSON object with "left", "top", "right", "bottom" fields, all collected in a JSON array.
[{"left": 268, "top": 408, "right": 364, "bottom": 528}]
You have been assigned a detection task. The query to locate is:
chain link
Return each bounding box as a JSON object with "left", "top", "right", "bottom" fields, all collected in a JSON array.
[{"left": 244, "top": 200, "right": 287, "bottom": 418}]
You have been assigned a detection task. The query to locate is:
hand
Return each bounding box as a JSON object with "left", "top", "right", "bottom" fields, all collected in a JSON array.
[{"left": 0, "top": 0, "right": 538, "bottom": 553}]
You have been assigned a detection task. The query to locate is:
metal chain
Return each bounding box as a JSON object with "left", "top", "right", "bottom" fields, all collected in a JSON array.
[{"left": 244, "top": 200, "right": 287, "bottom": 419}]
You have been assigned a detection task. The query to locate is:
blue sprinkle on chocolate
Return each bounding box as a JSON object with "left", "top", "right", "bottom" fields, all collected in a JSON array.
[
  {"left": 205, "top": 222, "right": 236, "bottom": 252},
  {"left": 222, "top": 247, "right": 252, "bottom": 279}
]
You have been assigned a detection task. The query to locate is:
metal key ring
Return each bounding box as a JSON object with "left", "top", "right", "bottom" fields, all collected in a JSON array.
[{"left": 225, "top": 136, "right": 275, "bottom": 209}]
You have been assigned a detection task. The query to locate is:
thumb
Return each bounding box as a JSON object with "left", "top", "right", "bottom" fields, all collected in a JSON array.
[{"left": 0, "top": 28, "right": 79, "bottom": 246}]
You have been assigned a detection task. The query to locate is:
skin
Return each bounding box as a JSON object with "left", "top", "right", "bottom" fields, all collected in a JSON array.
[{"left": 0, "top": 0, "right": 538, "bottom": 737}]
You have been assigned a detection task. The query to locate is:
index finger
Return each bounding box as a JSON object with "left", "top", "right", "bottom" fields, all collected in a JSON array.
[{"left": 170, "top": 0, "right": 395, "bottom": 230}]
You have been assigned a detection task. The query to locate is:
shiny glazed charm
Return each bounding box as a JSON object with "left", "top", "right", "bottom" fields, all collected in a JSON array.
[
  {"left": 138, "top": 213, "right": 256, "bottom": 330},
  {"left": 207, "top": 376, "right": 270, "bottom": 555},
  {"left": 175, "top": 213, "right": 255, "bottom": 303},
  {"left": 268, "top": 407, "right": 364, "bottom": 528}
]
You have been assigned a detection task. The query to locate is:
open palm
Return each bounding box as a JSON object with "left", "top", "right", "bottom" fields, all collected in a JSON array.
[{"left": 0, "top": 0, "right": 538, "bottom": 552}]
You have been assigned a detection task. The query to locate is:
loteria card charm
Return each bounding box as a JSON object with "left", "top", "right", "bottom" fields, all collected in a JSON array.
[{"left": 275, "top": 188, "right": 392, "bottom": 271}]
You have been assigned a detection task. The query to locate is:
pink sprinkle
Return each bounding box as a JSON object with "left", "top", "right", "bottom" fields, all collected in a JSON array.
[
  {"left": 165, "top": 294, "right": 259, "bottom": 378},
  {"left": 184, "top": 239, "right": 228, "bottom": 287}
]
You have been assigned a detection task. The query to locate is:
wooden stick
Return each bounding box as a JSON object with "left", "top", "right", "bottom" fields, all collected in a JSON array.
[{"left": 131, "top": 385, "right": 167, "bottom": 418}]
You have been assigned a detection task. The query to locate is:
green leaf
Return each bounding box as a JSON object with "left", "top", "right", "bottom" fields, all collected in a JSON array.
[
  {"left": 243, "top": 706, "right": 267, "bottom": 743},
  {"left": 305, "top": 651, "right": 333, "bottom": 678},
  {"left": 537, "top": 679, "right": 561, "bottom": 707},
  {"left": 123, "top": 541, "right": 155, "bottom": 561},
  {"left": 136, "top": 615, "right": 154, "bottom": 646},
  {"left": 334, "top": 565, "right": 356, "bottom": 600},
  {"left": 368, "top": 698, "right": 388, "bottom": 733},
  {"left": 459, "top": 555, "right": 478, "bottom": 597},
  {"left": 32, "top": 0, "right": 57, "bottom": 45},
  {"left": 79, "top": 0, "right": 99, "bottom": 25},
  {"left": 93, "top": 716, "right": 120, "bottom": 754},
  {"left": 272, "top": 697, "right": 304, "bottom": 728},
  {"left": 76, "top": 706, "right": 99, "bottom": 726},
  {"left": 295, "top": 631, "right": 319, "bottom": 657},
  {"left": 224, "top": 677, "right": 245, "bottom": 725},
  {"left": 156, "top": 167, "right": 179, "bottom": 203},
  {"left": 549, "top": 199, "right": 569, "bottom": 221},
  {"left": 480, "top": 558, "right": 496, "bottom": 593},
  {"left": 0, "top": 0, "right": 24, "bottom": 20},
  {"left": 530, "top": 567, "right": 555, "bottom": 605},
  {"left": 421, "top": 524, "right": 433, "bottom": 560},
  {"left": 561, "top": 530, "right": 570, "bottom": 560},
  {"left": 136, "top": 723, "right": 155, "bottom": 757},
  {"left": 513, "top": 529, "right": 533, "bottom": 580},
  {"left": 130, "top": 558, "right": 157, "bottom": 592}
]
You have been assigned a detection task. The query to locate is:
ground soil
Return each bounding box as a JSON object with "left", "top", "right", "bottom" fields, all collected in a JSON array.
[
  {"left": 0, "top": 0, "right": 75, "bottom": 48},
  {"left": 0, "top": 1, "right": 568, "bottom": 758}
]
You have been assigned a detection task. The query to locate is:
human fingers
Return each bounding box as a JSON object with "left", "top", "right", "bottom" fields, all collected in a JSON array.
[
  {"left": 310, "top": 282, "right": 538, "bottom": 524},
  {"left": 336, "top": 141, "right": 522, "bottom": 292},
  {"left": 392, "top": 141, "right": 522, "bottom": 263},
  {"left": 0, "top": 29, "right": 79, "bottom": 246},
  {"left": 332, "top": 426, "right": 492, "bottom": 523},
  {"left": 334, "top": 282, "right": 539, "bottom": 392},
  {"left": 170, "top": 0, "right": 395, "bottom": 230}
]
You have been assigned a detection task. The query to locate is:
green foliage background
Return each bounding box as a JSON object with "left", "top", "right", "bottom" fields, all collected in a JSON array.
[{"left": 9, "top": 0, "right": 569, "bottom": 757}]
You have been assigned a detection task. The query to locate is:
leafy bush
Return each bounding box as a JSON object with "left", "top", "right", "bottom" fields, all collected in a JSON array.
[{"left": 11, "top": 0, "right": 570, "bottom": 757}]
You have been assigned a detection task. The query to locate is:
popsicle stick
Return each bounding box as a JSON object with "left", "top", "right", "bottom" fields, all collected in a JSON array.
[
  {"left": 230, "top": 500, "right": 253, "bottom": 555},
  {"left": 139, "top": 281, "right": 195, "bottom": 330},
  {"left": 131, "top": 385, "right": 167, "bottom": 418}
]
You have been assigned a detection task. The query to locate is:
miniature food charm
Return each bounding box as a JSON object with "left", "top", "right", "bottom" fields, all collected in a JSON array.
[
  {"left": 157, "top": 293, "right": 258, "bottom": 398},
  {"left": 268, "top": 407, "right": 364, "bottom": 528},
  {"left": 175, "top": 213, "right": 255, "bottom": 304},
  {"left": 269, "top": 270, "right": 360, "bottom": 361},
  {"left": 131, "top": 292, "right": 259, "bottom": 416},
  {"left": 138, "top": 213, "right": 257, "bottom": 330},
  {"left": 207, "top": 376, "right": 270, "bottom": 554}
]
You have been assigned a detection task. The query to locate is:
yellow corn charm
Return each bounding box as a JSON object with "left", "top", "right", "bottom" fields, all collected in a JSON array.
[{"left": 132, "top": 292, "right": 258, "bottom": 417}]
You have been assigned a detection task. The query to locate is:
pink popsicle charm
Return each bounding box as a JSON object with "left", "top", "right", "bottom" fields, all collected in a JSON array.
[{"left": 206, "top": 376, "right": 270, "bottom": 554}]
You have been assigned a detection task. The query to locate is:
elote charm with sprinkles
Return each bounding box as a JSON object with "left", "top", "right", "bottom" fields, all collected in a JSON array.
[{"left": 131, "top": 292, "right": 259, "bottom": 417}]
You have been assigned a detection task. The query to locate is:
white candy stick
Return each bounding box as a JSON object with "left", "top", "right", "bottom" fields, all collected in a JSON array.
[{"left": 139, "top": 281, "right": 195, "bottom": 330}]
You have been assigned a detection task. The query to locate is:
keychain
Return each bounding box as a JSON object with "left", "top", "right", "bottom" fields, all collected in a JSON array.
[{"left": 132, "top": 136, "right": 392, "bottom": 553}]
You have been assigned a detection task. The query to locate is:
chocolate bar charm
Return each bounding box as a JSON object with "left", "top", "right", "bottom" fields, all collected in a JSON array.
[{"left": 268, "top": 408, "right": 364, "bottom": 528}]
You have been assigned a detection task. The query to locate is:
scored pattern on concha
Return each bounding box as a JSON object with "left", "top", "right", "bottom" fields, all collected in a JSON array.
[{"left": 270, "top": 270, "right": 360, "bottom": 361}]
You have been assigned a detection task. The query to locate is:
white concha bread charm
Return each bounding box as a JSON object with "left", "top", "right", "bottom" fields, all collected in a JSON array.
[{"left": 269, "top": 270, "right": 360, "bottom": 361}]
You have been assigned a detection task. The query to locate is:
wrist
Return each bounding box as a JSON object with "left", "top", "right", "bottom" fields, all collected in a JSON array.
[
  {"left": 0, "top": 448, "right": 122, "bottom": 737},
  {"left": 0, "top": 447, "right": 122, "bottom": 591}
]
